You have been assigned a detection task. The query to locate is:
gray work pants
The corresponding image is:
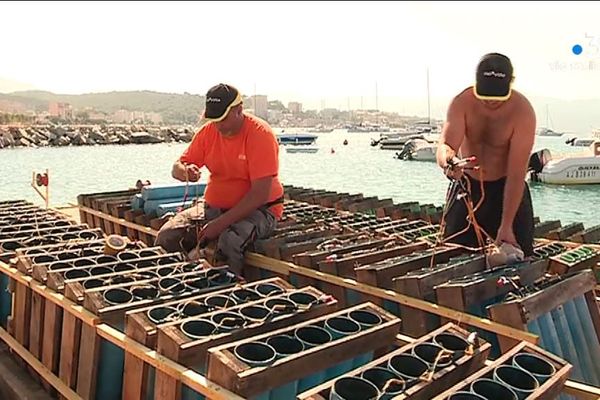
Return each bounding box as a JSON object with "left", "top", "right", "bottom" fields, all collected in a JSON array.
[{"left": 155, "top": 203, "right": 277, "bottom": 275}]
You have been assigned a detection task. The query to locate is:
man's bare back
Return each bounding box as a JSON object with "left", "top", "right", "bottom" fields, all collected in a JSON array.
[{"left": 453, "top": 87, "right": 534, "bottom": 181}]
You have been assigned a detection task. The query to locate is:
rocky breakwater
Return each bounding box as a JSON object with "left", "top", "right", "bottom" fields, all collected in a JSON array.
[{"left": 0, "top": 125, "right": 196, "bottom": 148}]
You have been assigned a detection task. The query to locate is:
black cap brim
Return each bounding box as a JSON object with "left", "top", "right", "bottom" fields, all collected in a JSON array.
[{"left": 474, "top": 79, "right": 512, "bottom": 101}]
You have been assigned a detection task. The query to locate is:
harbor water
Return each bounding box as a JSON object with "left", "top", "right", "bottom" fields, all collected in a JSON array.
[{"left": 1, "top": 129, "right": 598, "bottom": 226}]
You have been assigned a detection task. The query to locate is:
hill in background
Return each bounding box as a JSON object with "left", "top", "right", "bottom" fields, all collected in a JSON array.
[
  {"left": 1, "top": 89, "right": 600, "bottom": 134},
  {"left": 0, "top": 90, "right": 206, "bottom": 124}
]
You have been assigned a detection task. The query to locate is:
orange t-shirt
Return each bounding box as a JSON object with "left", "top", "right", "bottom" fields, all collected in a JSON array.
[{"left": 179, "top": 113, "right": 284, "bottom": 219}]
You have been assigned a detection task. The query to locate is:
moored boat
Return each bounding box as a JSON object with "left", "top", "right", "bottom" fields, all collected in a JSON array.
[
  {"left": 529, "top": 142, "right": 600, "bottom": 184},
  {"left": 276, "top": 132, "right": 318, "bottom": 146}
]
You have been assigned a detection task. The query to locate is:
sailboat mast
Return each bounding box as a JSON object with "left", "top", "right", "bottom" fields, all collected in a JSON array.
[
  {"left": 426, "top": 68, "right": 431, "bottom": 125},
  {"left": 375, "top": 81, "right": 378, "bottom": 111}
]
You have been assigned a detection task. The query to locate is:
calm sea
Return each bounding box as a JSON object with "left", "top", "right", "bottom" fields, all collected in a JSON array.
[{"left": 1, "top": 129, "right": 597, "bottom": 227}]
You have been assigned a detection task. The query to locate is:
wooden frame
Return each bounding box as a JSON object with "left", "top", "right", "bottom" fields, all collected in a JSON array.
[
  {"left": 77, "top": 203, "right": 545, "bottom": 343},
  {"left": 547, "top": 244, "right": 600, "bottom": 275},
  {"left": 122, "top": 277, "right": 296, "bottom": 400},
  {"left": 432, "top": 341, "right": 573, "bottom": 400},
  {"left": 487, "top": 269, "right": 600, "bottom": 352},
  {"left": 354, "top": 246, "right": 466, "bottom": 289},
  {"left": 434, "top": 259, "right": 549, "bottom": 316},
  {"left": 207, "top": 302, "right": 401, "bottom": 398},
  {"left": 153, "top": 286, "right": 338, "bottom": 400},
  {"left": 297, "top": 323, "right": 491, "bottom": 400},
  {"left": 0, "top": 259, "right": 244, "bottom": 400},
  {"left": 394, "top": 254, "right": 486, "bottom": 337},
  {"left": 0, "top": 201, "right": 599, "bottom": 399}
]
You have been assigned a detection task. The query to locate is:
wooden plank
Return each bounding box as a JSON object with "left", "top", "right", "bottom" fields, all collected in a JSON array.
[
  {"left": 28, "top": 291, "right": 44, "bottom": 362},
  {"left": 122, "top": 315, "right": 152, "bottom": 400},
  {"left": 563, "top": 379, "right": 600, "bottom": 399},
  {"left": 153, "top": 370, "right": 180, "bottom": 400},
  {"left": 584, "top": 290, "right": 600, "bottom": 343},
  {"left": 75, "top": 324, "right": 101, "bottom": 400},
  {"left": 279, "top": 233, "right": 360, "bottom": 262},
  {"left": 13, "top": 281, "right": 31, "bottom": 349},
  {"left": 464, "top": 260, "right": 548, "bottom": 307},
  {"left": 0, "top": 261, "right": 98, "bottom": 328},
  {"left": 41, "top": 300, "right": 63, "bottom": 395},
  {"left": 487, "top": 301, "right": 527, "bottom": 352},
  {"left": 99, "top": 199, "right": 115, "bottom": 235},
  {"left": 0, "top": 326, "right": 82, "bottom": 400},
  {"left": 90, "top": 198, "right": 105, "bottom": 234},
  {"left": 262, "top": 228, "right": 344, "bottom": 259},
  {"left": 333, "top": 194, "right": 364, "bottom": 209},
  {"left": 58, "top": 311, "right": 82, "bottom": 391},
  {"left": 113, "top": 204, "right": 132, "bottom": 236},
  {"left": 123, "top": 209, "right": 141, "bottom": 240},
  {"left": 207, "top": 303, "right": 400, "bottom": 398},
  {"left": 318, "top": 193, "right": 346, "bottom": 208}
]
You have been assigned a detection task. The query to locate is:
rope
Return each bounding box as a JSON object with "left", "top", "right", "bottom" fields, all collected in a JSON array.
[
  {"left": 422, "top": 348, "right": 454, "bottom": 381},
  {"left": 375, "top": 377, "right": 406, "bottom": 399},
  {"left": 429, "top": 157, "right": 500, "bottom": 270}
]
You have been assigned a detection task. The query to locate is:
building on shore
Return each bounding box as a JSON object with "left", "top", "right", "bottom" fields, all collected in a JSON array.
[
  {"left": 288, "top": 101, "right": 302, "bottom": 114},
  {"left": 248, "top": 95, "right": 268, "bottom": 120},
  {"left": 48, "top": 102, "right": 73, "bottom": 119}
]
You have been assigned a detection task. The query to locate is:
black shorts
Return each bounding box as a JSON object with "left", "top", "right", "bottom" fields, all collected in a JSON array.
[{"left": 442, "top": 174, "right": 534, "bottom": 257}]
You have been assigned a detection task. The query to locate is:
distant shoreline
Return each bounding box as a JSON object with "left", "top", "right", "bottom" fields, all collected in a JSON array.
[{"left": 0, "top": 124, "right": 196, "bottom": 149}]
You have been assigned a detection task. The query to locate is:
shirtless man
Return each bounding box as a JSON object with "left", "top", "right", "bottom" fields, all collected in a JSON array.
[{"left": 436, "top": 53, "right": 536, "bottom": 257}]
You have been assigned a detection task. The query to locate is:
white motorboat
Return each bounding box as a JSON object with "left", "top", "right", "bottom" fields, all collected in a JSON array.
[
  {"left": 307, "top": 125, "right": 334, "bottom": 133},
  {"left": 529, "top": 142, "right": 600, "bottom": 184},
  {"left": 565, "top": 129, "right": 600, "bottom": 147},
  {"left": 394, "top": 138, "right": 438, "bottom": 161},
  {"left": 536, "top": 127, "right": 563, "bottom": 137},
  {"left": 410, "top": 144, "right": 437, "bottom": 161},
  {"left": 277, "top": 132, "right": 318, "bottom": 145},
  {"left": 285, "top": 146, "right": 319, "bottom": 154}
]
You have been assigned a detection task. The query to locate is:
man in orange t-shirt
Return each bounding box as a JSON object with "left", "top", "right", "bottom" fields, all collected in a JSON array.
[{"left": 155, "top": 83, "right": 284, "bottom": 275}]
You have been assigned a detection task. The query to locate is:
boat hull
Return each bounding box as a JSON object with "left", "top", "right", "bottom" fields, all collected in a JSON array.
[
  {"left": 285, "top": 146, "right": 319, "bottom": 154},
  {"left": 410, "top": 147, "right": 437, "bottom": 161},
  {"left": 533, "top": 156, "right": 600, "bottom": 184},
  {"left": 277, "top": 133, "right": 318, "bottom": 146}
]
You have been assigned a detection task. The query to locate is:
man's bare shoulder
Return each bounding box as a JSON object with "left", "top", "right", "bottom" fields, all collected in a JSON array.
[
  {"left": 453, "top": 87, "right": 473, "bottom": 104},
  {"left": 510, "top": 90, "right": 535, "bottom": 116},
  {"left": 447, "top": 87, "right": 473, "bottom": 114},
  {"left": 505, "top": 91, "right": 536, "bottom": 135}
]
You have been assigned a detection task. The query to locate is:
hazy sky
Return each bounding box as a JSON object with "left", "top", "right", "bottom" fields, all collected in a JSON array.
[{"left": 2, "top": 1, "right": 600, "bottom": 114}]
